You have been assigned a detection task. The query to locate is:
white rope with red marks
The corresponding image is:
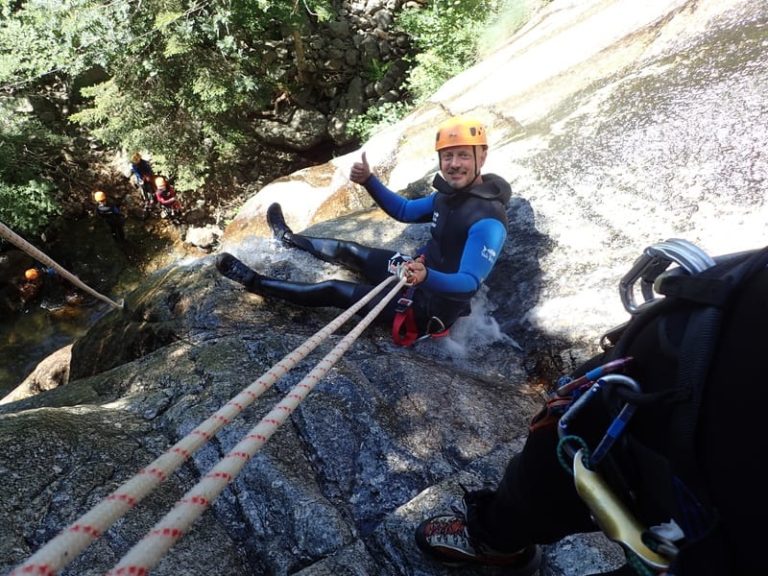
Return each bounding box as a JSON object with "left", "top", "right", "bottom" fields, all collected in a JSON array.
[
  {"left": 105, "top": 275, "right": 408, "bottom": 575},
  {"left": 0, "top": 221, "right": 123, "bottom": 309},
  {"left": 10, "top": 272, "right": 404, "bottom": 576}
]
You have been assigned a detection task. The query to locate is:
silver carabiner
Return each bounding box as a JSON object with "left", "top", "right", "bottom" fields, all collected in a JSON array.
[{"left": 619, "top": 238, "right": 715, "bottom": 314}]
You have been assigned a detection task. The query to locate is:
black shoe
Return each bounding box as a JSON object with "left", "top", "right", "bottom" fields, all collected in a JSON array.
[
  {"left": 266, "top": 203, "right": 294, "bottom": 245},
  {"left": 215, "top": 252, "right": 259, "bottom": 288},
  {"left": 415, "top": 512, "right": 541, "bottom": 573}
]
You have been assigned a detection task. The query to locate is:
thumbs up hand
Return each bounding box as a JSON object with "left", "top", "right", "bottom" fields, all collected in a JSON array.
[{"left": 350, "top": 151, "right": 372, "bottom": 184}]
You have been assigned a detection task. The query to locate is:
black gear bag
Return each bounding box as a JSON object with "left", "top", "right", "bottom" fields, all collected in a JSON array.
[{"left": 560, "top": 240, "right": 768, "bottom": 576}]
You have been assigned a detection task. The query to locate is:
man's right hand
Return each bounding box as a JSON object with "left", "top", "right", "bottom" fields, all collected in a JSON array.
[{"left": 350, "top": 151, "right": 372, "bottom": 184}]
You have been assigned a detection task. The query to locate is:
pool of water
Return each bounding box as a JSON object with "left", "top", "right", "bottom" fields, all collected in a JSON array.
[{"left": 0, "top": 300, "right": 109, "bottom": 398}]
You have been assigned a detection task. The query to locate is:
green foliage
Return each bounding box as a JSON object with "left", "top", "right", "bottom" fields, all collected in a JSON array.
[
  {"left": 476, "top": 0, "right": 542, "bottom": 59},
  {"left": 351, "top": 0, "right": 538, "bottom": 142},
  {"left": 0, "top": 179, "right": 60, "bottom": 236},
  {"left": 1, "top": 0, "right": 334, "bottom": 191},
  {"left": 364, "top": 58, "right": 391, "bottom": 82},
  {"left": 0, "top": 103, "right": 63, "bottom": 235},
  {"left": 396, "top": 0, "right": 499, "bottom": 103},
  {"left": 0, "top": 0, "right": 131, "bottom": 87},
  {"left": 346, "top": 101, "right": 411, "bottom": 142}
]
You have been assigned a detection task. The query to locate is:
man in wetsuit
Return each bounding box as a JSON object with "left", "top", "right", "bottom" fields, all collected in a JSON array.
[{"left": 215, "top": 116, "right": 511, "bottom": 344}]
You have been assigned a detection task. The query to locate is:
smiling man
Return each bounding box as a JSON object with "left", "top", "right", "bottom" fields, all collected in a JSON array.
[{"left": 215, "top": 116, "right": 512, "bottom": 345}]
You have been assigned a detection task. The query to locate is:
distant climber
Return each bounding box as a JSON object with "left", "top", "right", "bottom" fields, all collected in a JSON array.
[
  {"left": 16, "top": 267, "right": 45, "bottom": 308},
  {"left": 129, "top": 152, "right": 156, "bottom": 217},
  {"left": 93, "top": 190, "right": 126, "bottom": 242},
  {"left": 154, "top": 176, "right": 183, "bottom": 223}
]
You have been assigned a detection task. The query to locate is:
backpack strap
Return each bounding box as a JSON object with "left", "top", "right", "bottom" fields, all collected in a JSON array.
[{"left": 662, "top": 246, "right": 768, "bottom": 504}]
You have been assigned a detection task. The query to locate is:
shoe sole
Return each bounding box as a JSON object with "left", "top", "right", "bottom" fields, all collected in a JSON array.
[{"left": 415, "top": 525, "right": 541, "bottom": 575}]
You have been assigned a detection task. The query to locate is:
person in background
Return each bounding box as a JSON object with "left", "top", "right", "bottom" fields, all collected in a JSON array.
[
  {"left": 93, "top": 190, "right": 126, "bottom": 242},
  {"left": 154, "top": 176, "right": 182, "bottom": 223},
  {"left": 16, "top": 267, "right": 45, "bottom": 308},
  {"left": 129, "top": 152, "right": 155, "bottom": 217}
]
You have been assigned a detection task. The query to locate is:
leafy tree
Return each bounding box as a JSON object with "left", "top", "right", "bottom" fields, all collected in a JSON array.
[
  {"left": 1, "top": 0, "right": 333, "bottom": 192},
  {"left": 69, "top": 0, "right": 333, "bottom": 189},
  {"left": 396, "top": 0, "right": 499, "bottom": 103},
  {"left": 0, "top": 102, "right": 63, "bottom": 236}
]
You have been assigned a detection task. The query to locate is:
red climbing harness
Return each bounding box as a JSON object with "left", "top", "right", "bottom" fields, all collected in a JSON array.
[{"left": 391, "top": 286, "right": 450, "bottom": 346}]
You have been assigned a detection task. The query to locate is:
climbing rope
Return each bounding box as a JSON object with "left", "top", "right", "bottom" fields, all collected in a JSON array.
[
  {"left": 10, "top": 273, "right": 403, "bottom": 576},
  {"left": 0, "top": 221, "right": 123, "bottom": 309},
  {"left": 106, "top": 274, "right": 408, "bottom": 575}
]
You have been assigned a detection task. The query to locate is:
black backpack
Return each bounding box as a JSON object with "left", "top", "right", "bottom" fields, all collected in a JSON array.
[{"left": 561, "top": 239, "right": 768, "bottom": 575}]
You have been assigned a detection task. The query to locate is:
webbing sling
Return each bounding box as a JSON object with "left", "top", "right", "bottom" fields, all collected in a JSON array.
[
  {"left": 392, "top": 286, "right": 419, "bottom": 346},
  {"left": 391, "top": 286, "right": 451, "bottom": 347}
]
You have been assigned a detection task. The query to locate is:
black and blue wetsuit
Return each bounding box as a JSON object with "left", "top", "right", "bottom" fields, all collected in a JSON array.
[
  {"left": 247, "top": 172, "right": 511, "bottom": 337},
  {"left": 362, "top": 173, "right": 510, "bottom": 329}
]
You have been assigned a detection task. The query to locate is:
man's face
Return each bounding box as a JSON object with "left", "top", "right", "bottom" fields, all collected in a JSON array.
[{"left": 439, "top": 145, "right": 487, "bottom": 189}]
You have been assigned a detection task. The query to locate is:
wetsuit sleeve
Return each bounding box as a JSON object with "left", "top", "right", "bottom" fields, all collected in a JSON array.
[
  {"left": 421, "top": 218, "right": 507, "bottom": 294},
  {"left": 364, "top": 176, "right": 435, "bottom": 223}
]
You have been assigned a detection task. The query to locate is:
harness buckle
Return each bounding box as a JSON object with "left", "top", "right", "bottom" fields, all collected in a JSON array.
[
  {"left": 415, "top": 316, "right": 449, "bottom": 343},
  {"left": 395, "top": 296, "right": 413, "bottom": 312}
]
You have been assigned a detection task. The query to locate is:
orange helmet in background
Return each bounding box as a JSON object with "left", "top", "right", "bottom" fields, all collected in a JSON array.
[
  {"left": 131, "top": 152, "right": 142, "bottom": 164},
  {"left": 25, "top": 268, "right": 40, "bottom": 281},
  {"left": 435, "top": 116, "right": 488, "bottom": 151},
  {"left": 94, "top": 190, "right": 107, "bottom": 202}
]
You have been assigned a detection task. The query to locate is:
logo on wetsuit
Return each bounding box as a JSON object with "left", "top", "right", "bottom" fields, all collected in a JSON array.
[{"left": 481, "top": 245, "right": 497, "bottom": 263}]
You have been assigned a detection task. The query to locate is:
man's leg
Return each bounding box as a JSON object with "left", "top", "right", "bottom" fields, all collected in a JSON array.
[
  {"left": 267, "top": 203, "right": 395, "bottom": 283},
  {"left": 215, "top": 252, "right": 397, "bottom": 320},
  {"left": 466, "top": 422, "right": 596, "bottom": 550}
]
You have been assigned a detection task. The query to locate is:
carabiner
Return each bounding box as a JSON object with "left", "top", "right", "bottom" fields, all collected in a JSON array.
[
  {"left": 558, "top": 374, "right": 642, "bottom": 468},
  {"left": 619, "top": 238, "right": 715, "bottom": 314}
]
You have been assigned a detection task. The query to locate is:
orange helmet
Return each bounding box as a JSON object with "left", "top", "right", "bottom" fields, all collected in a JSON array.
[
  {"left": 94, "top": 190, "right": 107, "bottom": 202},
  {"left": 154, "top": 176, "right": 166, "bottom": 188},
  {"left": 25, "top": 268, "right": 40, "bottom": 281},
  {"left": 435, "top": 116, "right": 487, "bottom": 151},
  {"left": 131, "top": 152, "right": 142, "bottom": 164}
]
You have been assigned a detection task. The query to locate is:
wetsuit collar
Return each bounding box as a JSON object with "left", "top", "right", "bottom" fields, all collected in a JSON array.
[{"left": 432, "top": 172, "right": 511, "bottom": 204}]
